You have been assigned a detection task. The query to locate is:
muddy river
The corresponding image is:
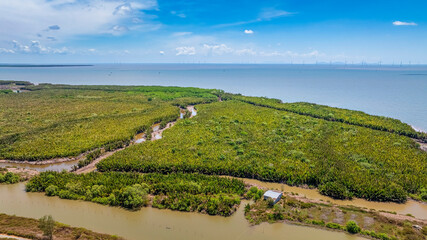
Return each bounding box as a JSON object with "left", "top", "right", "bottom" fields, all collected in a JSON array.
[
  {"left": 242, "top": 178, "right": 427, "bottom": 220},
  {"left": 0, "top": 183, "right": 365, "bottom": 240}
]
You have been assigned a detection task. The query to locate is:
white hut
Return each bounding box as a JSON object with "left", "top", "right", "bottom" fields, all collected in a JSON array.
[{"left": 263, "top": 190, "right": 283, "bottom": 204}]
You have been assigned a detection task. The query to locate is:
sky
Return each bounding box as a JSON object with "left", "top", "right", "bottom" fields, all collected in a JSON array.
[{"left": 0, "top": 0, "right": 426, "bottom": 64}]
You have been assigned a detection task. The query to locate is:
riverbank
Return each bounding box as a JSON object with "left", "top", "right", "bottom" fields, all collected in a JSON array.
[
  {"left": 239, "top": 178, "right": 427, "bottom": 220},
  {"left": 0, "top": 183, "right": 367, "bottom": 240},
  {"left": 245, "top": 191, "right": 427, "bottom": 240},
  {"left": 0, "top": 213, "right": 122, "bottom": 240},
  {"left": 24, "top": 170, "right": 427, "bottom": 240}
]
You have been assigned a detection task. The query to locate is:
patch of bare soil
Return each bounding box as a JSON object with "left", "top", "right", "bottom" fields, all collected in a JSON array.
[{"left": 5, "top": 168, "right": 38, "bottom": 180}]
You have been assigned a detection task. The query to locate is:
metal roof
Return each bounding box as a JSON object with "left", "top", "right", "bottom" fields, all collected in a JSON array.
[{"left": 263, "top": 190, "right": 282, "bottom": 199}]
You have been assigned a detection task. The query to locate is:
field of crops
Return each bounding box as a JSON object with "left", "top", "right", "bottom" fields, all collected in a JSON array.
[
  {"left": 98, "top": 100, "right": 427, "bottom": 202},
  {"left": 0, "top": 84, "right": 218, "bottom": 160}
]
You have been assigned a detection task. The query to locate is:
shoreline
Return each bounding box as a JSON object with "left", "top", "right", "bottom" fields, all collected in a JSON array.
[{"left": 411, "top": 125, "right": 427, "bottom": 134}]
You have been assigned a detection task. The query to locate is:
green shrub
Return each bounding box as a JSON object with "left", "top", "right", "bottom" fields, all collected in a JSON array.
[
  {"left": 326, "top": 222, "right": 343, "bottom": 230},
  {"left": 311, "top": 219, "right": 325, "bottom": 226},
  {"left": 38, "top": 215, "right": 55, "bottom": 240},
  {"left": 45, "top": 185, "right": 58, "bottom": 196},
  {"left": 0, "top": 172, "right": 20, "bottom": 184},
  {"left": 26, "top": 171, "right": 245, "bottom": 216},
  {"left": 319, "top": 182, "right": 352, "bottom": 200},
  {"left": 346, "top": 220, "right": 361, "bottom": 234}
]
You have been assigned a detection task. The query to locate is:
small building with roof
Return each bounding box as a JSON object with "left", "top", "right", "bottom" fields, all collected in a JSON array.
[{"left": 263, "top": 190, "right": 283, "bottom": 204}]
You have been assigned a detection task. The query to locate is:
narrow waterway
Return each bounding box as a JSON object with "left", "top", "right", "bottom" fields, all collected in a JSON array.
[
  {"left": 0, "top": 160, "right": 79, "bottom": 172},
  {"left": 0, "top": 183, "right": 365, "bottom": 240},
  {"left": 0, "top": 106, "right": 198, "bottom": 172},
  {"left": 242, "top": 178, "right": 427, "bottom": 220}
]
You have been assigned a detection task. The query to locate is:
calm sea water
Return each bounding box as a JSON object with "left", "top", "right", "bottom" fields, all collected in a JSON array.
[{"left": 1, "top": 64, "right": 426, "bottom": 131}]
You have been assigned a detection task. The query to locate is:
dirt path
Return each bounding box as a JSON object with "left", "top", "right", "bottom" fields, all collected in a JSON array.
[
  {"left": 74, "top": 148, "right": 124, "bottom": 174},
  {"left": 0, "top": 234, "right": 30, "bottom": 240},
  {"left": 417, "top": 140, "right": 427, "bottom": 152},
  {"left": 74, "top": 118, "right": 177, "bottom": 174},
  {"left": 76, "top": 106, "right": 197, "bottom": 174},
  {"left": 4, "top": 168, "right": 38, "bottom": 179},
  {"left": 1, "top": 106, "right": 198, "bottom": 173},
  {"left": 377, "top": 211, "right": 427, "bottom": 225}
]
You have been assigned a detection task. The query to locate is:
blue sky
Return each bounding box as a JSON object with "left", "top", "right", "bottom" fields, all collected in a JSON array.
[{"left": 0, "top": 0, "right": 426, "bottom": 64}]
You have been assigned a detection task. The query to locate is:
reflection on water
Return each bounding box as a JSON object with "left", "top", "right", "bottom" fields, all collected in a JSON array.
[
  {"left": 187, "top": 106, "right": 197, "bottom": 117},
  {"left": 0, "top": 183, "right": 365, "bottom": 240},
  {"left": 134, "top": 132, "right": 146, "bottom": 144},
  {"left": 0, "top": 160, "right": 79, "bottom": 172},
  {"left": 242, "top": 178, "right": 427, "bottom": 220}
]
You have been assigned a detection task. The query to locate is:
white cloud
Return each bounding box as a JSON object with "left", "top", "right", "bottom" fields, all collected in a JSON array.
[
  {"left": 284, "top": 50, "right": 321, "bottom": 58},
  {"left": 235, "top": 48, "right": 257, "bottom": 56},
  {"left": 244, "top": 29, "right": 254, "bottom": 34},
  {"left": 114, "top": 3, "right": 133, "bottom": 16},
  {"left": 172, "top": 32, "right": 192, "bottom": 37},
  {"left": 258, "top": 8, "right": 293, "bottom": 20},
  {"left": 111, "top": 25, "right": 129, "bottom": 35},
  {"left": 215, "top": 8, "right": 294, "bottom": 28},
  {"left": 0, "top": 0, "right": 158, "bottom": 42},
  {"left": 4, "top": 40, "right": 72, "bottom": 54},
  {"left": 0, "top": 48, "right": 15, "bottom": 54},
  {"left": 159, "top": 50, "right": 165, "bottom": 55},
  {"left": 171, "top": 11, "right": 186, "bottom": 18},
  {"left": 176, "top": 46, "right": 196, "bottom": 56},
  {"left": 393, "top": 21, "right": 417, "bottom": 26},
  {"left": 202, "top": 44, "right": 233, "bottom": 55}
]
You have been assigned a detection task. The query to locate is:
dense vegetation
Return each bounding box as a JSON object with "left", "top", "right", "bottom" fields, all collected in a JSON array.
[
  {"left": 0, "top": 80, "right": 33, "bottom": 86},
  {"left": 245, "top": 188, "right": 426, "bottom": 240},
  {"left": 0, "top": 89, "right": 13, "bottom": 94},
  {"left": 0, "top": 168, "right": 20, "bottom": 184},
  {"left": 0, "top": 85, "right": 219, "bottom": 160},
  {"left": 232, "top": 95, "right": 426, "bottom": 141},
  {"left": 0, "top": 213, "right": 122, "bottom": 240},
  {"left": 3, "top": 82, "right": 426, "bottom": 204},
  {"left": 98, "top": 100, "right": 427, "bottom": 202},
  {"left": 26, "top": 172, "right": 246, "bottom": 216}
]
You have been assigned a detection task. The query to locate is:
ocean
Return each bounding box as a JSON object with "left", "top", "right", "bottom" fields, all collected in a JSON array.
[{"left": 1, "top": 64, "right": 426, "bottom": 131}]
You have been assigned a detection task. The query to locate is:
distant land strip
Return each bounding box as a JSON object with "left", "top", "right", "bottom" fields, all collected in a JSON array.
[{"left": 0, "top": 64, "right": 93, "bottom": 67}]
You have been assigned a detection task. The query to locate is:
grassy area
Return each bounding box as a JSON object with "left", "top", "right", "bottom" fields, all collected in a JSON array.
[
  {"left": 26, "top": 172, "right": 246, "bottom": 216},
  {"left": 244, "top": 187, "right": 426, "bottom": 240},
  {"left": 0, "top": 213, "right": 122, "bottom": 240},
  {"left": 0, "top": 85, "right": 218, "bottom": 160},
  {"left": 98, "top": 100, "right": 427, "bottom": 202}
]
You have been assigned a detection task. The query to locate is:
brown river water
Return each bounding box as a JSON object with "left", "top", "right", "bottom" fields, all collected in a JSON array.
[
  {"left": 0, "top": 160, "right": 79, "bottom": 172},
  {"left": 0, "top": 165, "right": 425, "bottom": 219},
  {"left": 0, "top": 104, "right": 424, "bottom": 238},
  {"left": 242, "top": 178, "right": 427, "bottom": 220},
  {"left": 0, "top": 183, "right": 365, "bottom": 240}
]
